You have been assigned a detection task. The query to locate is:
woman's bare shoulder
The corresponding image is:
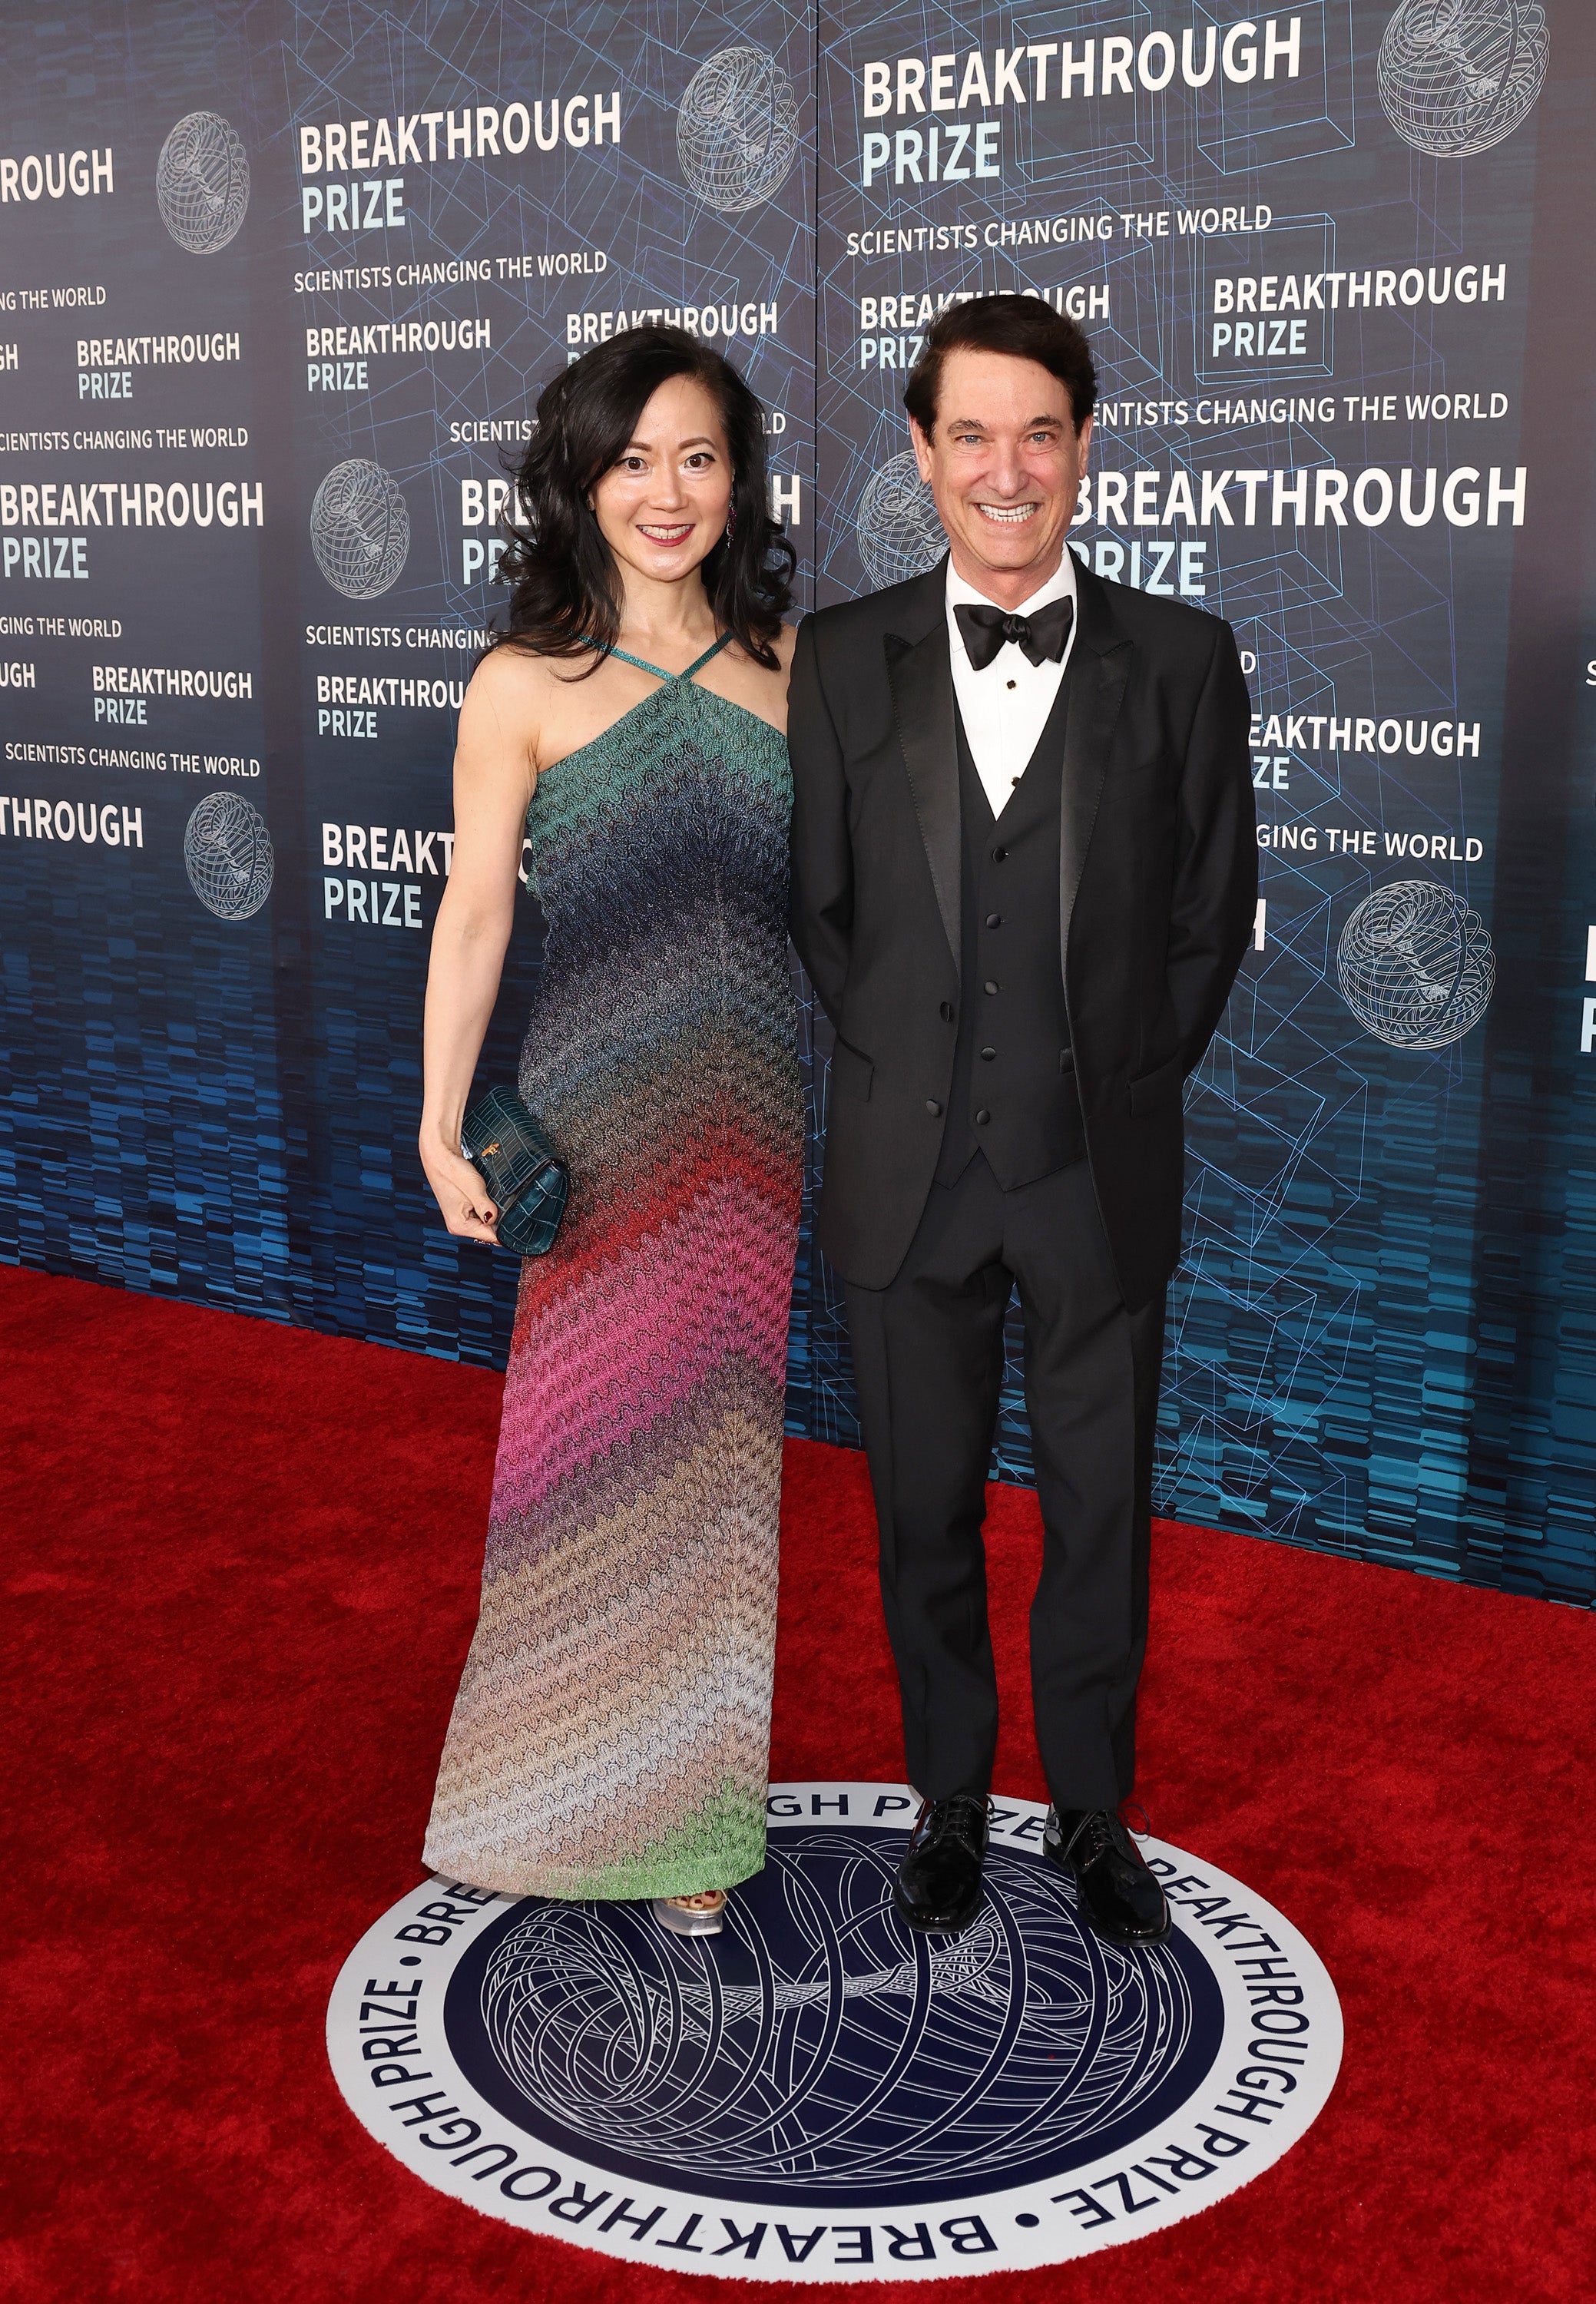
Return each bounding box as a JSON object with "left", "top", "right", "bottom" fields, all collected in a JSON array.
[
  {"left": 712, "top": 621, "right": 800, "bottom": 735},
  {"left": 723, "top": 621, "right": 798, "bottom": 684},
  {"left": 462, "top": 641, "right": 591, "bottom": 775},
  {"left": 463, "top": 639, "right": 556, "bottom": 717}
]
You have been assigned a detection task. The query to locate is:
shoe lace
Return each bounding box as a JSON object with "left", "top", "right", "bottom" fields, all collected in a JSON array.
[
  {"left": 914, "top": 1793, "right": 990, "bottom": 1858},
  {"left": 1061, "top": 1805, "right": 1147, "bottom": 1870}
]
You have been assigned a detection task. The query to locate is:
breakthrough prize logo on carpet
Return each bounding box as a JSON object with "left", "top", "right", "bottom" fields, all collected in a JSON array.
[{"left": 327, "top": 1786, "right": 1341, "bottom": 2277}]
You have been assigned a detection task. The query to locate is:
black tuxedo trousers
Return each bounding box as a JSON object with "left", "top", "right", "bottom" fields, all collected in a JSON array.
[{"left": 846, "top": 1152, "right": 1164, "bottom": 1809}]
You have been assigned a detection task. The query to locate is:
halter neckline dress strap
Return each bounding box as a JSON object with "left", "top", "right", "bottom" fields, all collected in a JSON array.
[{"left": 604, "top": 632, "right": 733, "bottom": 682}]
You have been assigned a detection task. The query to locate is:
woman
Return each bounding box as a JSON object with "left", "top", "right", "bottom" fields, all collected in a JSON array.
[{"left": 418, "top": 326, "right": 801, "bottom": 1938}]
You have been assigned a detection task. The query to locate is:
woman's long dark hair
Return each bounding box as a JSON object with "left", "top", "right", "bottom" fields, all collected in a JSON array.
[{"left": 490, "top": 326, "right": 796, "bottom": 671}]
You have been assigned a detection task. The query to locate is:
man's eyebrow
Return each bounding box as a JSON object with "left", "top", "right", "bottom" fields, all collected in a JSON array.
[{"left": 944, "top": 415, "right": 1065, "bottom": 432}]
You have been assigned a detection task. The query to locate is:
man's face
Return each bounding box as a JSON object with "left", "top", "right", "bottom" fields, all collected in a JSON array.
[{"left": 909, "top": 347, "right": 1093, "bottom": 598}]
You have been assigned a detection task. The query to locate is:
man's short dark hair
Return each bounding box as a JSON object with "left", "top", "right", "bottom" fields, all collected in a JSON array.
[{"left": 903, "top": 293, "right": 1098, "bottom": 436}]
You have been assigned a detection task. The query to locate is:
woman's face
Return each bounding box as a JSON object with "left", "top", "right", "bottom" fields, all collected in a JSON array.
[{"left": 589, "top": 373, "right": 734, "bottom": 591}]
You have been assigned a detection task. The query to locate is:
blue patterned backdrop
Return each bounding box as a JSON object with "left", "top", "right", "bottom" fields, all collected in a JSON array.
[{"left": 2, "top": 1, "right": 1593, "bottom": 1606}]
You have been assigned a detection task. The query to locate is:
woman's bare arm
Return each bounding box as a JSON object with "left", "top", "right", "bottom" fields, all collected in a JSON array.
[{"left": 419, "top": 650, "right": 541, "bottom": 1243}]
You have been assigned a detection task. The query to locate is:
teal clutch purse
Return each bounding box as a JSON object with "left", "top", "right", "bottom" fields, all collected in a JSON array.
[{"left": 460, "top": 1085, "right": 569, "bottom": 1256}]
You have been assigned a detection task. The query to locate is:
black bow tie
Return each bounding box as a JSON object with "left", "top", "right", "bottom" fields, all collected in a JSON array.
[{"left": 955, "top": 595, "right": 1074, "bottom": 672}]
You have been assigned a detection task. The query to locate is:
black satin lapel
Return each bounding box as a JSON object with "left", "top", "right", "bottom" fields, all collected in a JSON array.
[
  {"left": 1058, "top": 641, "right": 1133, "bottom": 978},
  {"left": 886, "top": 620, "right": 960, "bottom": 975}
]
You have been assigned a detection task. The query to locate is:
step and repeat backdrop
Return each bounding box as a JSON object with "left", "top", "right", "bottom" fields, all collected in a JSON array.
[{"left": 2, "top": 2, "right": 1592, "bottom": 1606}]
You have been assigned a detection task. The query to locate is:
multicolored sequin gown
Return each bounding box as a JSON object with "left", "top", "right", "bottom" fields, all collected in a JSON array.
[{"left": 425, "top": 637, "right": 802, "bottom": 1900}]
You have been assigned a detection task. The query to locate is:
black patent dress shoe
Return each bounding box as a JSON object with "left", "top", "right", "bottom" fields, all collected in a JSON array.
[
  {"left": 892, "top": 1793, "right": 989, "bottom": 1933},
  {"left": 1044, "top": 1806, "right": 1171, "bottom": 1946}
]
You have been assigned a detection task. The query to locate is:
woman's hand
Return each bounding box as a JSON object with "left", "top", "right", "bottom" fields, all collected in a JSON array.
[{"left": 420, "top": 1134, "right": 501, "bottom": 1246}]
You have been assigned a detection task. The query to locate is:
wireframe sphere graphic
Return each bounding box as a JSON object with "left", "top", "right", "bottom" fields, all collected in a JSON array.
[
  {"left": 184, "top": 792, "right": 273, "bottom": 922},
  {"left": 856, "top": 452, "right": 945, "bottom": 591},
  {"left": 1336, "top": 879, "right": 1495, "bottom": 1049},
  {"left": 1378, "top": 0, "right": 1548, "bottom": 156},
  {"left": 155, "top": 112, "right": 250, "bottom": 253},
  {"left": 310, "top": 459, "right": 410, "bottom": 599},
  {"left": 677, "top": 45, "right": 800, "bottom": 213},
  {"left": 455, "top": 1828, "right": 1215, "bottom": 2203}
]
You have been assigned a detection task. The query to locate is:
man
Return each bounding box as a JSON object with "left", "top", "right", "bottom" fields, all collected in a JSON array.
[{"left": 788, "top": 296, "right": 1256, "bottom": 1944}]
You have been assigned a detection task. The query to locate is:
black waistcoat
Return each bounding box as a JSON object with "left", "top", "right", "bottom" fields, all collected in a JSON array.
[{"left": 935, "top": 668, "right": 1087, "bottom": 1189}]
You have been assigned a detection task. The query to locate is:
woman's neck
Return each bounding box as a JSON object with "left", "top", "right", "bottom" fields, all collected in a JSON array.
[{"left": 614, "top": 564, "right": 718, "bottom": 654}]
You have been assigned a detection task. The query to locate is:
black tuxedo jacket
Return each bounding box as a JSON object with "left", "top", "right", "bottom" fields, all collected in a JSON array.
[{"left": 787, "top": 554, "right": 1257, "bottom": 1309}]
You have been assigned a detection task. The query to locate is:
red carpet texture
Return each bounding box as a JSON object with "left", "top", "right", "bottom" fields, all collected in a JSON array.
[{"left": 2, "top": 1262, "right": 1592, "bottom": 2302}]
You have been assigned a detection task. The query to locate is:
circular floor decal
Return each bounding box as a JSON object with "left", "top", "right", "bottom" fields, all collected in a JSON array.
[{"left": 329, "top": 1784, "right": 1340, "bottom": 2280}]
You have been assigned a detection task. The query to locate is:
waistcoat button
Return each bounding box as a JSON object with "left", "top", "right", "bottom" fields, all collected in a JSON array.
[
  {"left": 939, "top": 1001, "right": 954, "bottom": 1021},
  {"left": 985, "top": 912, "right": 1002, "bottom": 928},
  {"left": 975, "top": 1109, "right": 991, "bottom": 1125},
  {"left": 980, "top": 1046, "right": 996, "bottom": 1061},
  {"left": 925, "top": 1099, "right": 942, "bottom": 1116}
]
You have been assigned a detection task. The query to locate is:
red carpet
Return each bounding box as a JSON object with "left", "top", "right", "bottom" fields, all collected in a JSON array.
[{"left": 2, "top": 1262, "right": 1591, "bottom": 2300}]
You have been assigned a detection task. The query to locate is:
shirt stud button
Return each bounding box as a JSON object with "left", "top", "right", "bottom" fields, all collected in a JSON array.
[{"left": 1005, "top": 679, "right": 1016, "bottom": 690}]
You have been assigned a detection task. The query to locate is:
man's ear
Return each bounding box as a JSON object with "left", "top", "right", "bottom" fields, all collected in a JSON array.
[
  {"left": 1074, "top": 410, "right": 1095, "bottom": 475},
  {"left": 908, "top": 414, "right": 935, "bottom": 486}
]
